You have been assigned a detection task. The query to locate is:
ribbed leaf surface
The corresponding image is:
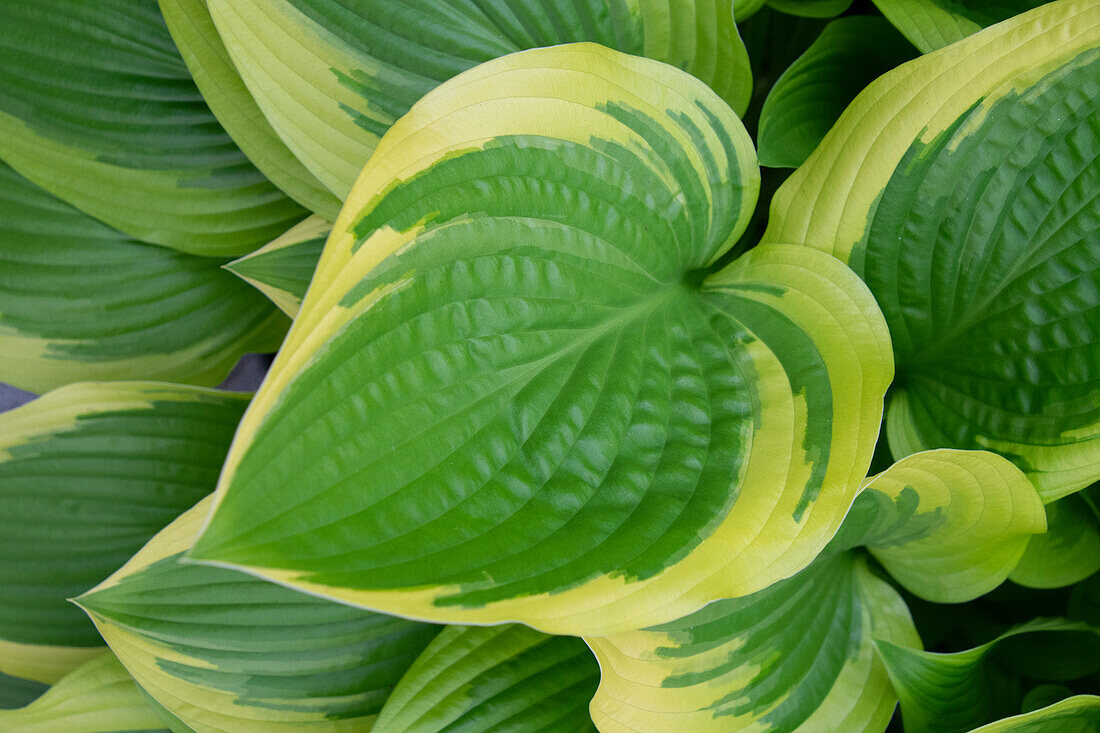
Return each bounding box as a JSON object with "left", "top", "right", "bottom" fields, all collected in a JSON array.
[
  {"left": 208, "top": 0, "right": 751, "bottom": 198},
  {"left": 871, "top": 0, "right": 1050, "bottom": 53},
  {"left": 375, "top": 625, "right": 598, "bottom": 732},
  {"left": 157, "top": 0, "right": 340, "bottom": 218},
  {"left": 190, "top": 44, "right": 893, "bottom": 636},
  {"left": 0, "top": 163, "right": 288, "bottom": 393},
  {"left": 0, "top": 0, "right": 305, "bottom": 256},
  {"left": 589, "top": 554, "right": 919, "bottom": 732},
  {"left": 0, "top": 383, "right": 248, "bottom": 683},
  {"left": 764, "top": 1, "right": 1100, "bottom": 501},
  {"left": 78, "top": 497, "right": 441, "bottom": 733}
]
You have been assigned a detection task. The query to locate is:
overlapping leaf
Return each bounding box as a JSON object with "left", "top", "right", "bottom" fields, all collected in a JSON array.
[
  {"left": 764, "top": 1, "right": 1100, "bottom": 501},
  {"left": 188, "top": 43, "right": 893, "bottom": 636},
  {"left": 0, "top": 382, "right": 248, "bottom": 684},
  {"left": 225, "top": 215, "right": 331, "bottom": 317},
  {"left": 374, "top": 625, "right": 598, "bottom": 732},
  {"left": 757, "top": 16, "right": 916, "bottom": 168},
  {"left": 0, "top": 653, "right": 171, "bottom": 733},
  {"left": 208, "top": 0, "right": 751, "bottom": 198},
  {"left": 871, "top": 0, "right": 1050, "bottom": 53},
  {"left": 1010, "top": 483, "right": 1100, "bottom": 589},
  {"left": 878, "top": 619, "right": 1100, "bottom": 732},
  {"left": 77, "top": 496, "right": 441, "bottom": 732},
  {"left": 589, "top": 554, "right": 919, "bottom": 732},
  {"left": 0, "top": 163, "right": 288, "bottom": 393},
  {"left": 829, "top": 450, "right": 1045, "bottom": 603},
  {"left": 589, "top": 449, "right": 1044, "bottom": 731},
  {"left": 0, "top": 673, "right": 46, "bottom": 712},
  {"left": 0, "top": 0, "right": 305, "bottom": 256},
  {"left": 157, "top": 0, "right": 340, "bottom": 218}
]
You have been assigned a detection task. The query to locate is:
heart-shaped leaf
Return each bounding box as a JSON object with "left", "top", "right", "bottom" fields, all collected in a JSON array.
[
  {"left": 77, "top": 496, "right": 441, "bottom": 733},
  {"left": 763, "top": 1, "right": 1100, "bottom": 501},
  {"left": 0, "top": 382, "right": 249, "bottom": 683},
  {"left": 208, "top": 0, "right": 751, "bottom": 198},
  {"left": 225, "top": 215, "right": 331, "bottom": 317},
  {"left": 189, "top": 44, "right": 893, "bottom": 636},
  {"left": 0, "top": 0, "right": 305, "bottom": 256},
  {"left": 374, "top": 625, "right": 598, "bottom": 732},
  {"left": 0, "top": 163, "right": 288, "bottom": 394}
]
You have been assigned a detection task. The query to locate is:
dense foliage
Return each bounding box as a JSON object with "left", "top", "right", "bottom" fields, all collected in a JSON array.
[{"left": 1, "top": 1, "right": 1097, "bottom": 731}]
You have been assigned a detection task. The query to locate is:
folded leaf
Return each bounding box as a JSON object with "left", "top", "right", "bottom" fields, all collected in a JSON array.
[
  {"left": 0, "top": 0, "right": 305, "bottom": 256},
  {"left": 374, "top": 625, "right": 598, "bottom": 732},
  {"left": 225, "top": 215, "right": 330, "bottom": 317},
  {"left": 157, "top": 0, "right": 341, "bottom": 219},
  {"left": 190, "top": 44, "right": 893, "bottom": 636},
  {"left": 969, "top": 695, "right": 1100, "bottom": 732},
  {"left": 871, "top": 0, "right": 1050, "bottom": 53},
  {"left": 77, "top": 496, "right": 441, "bottom": 733},
  {"left": 0, "top": 653, "right": 171, "bottom": 733},
  {"left": 763, "top": 1, "right": 1100, "bottom": 501},
  {"left": 757, "top": 16, "right": 916, "bottom": 168},
  {"left": 828, "top": 450, "right": 1045, "bottom": 603},
  {"left": 0, "top": 163, "right": 288, "bottom": 394},
  {"left": 589, "top": 553, "right": 919, "bottom": 732},
  {"left": 877, "top": 618, "right": 1100, "bottom": 733},
  {"left": 1010, "top": 483, "right": 1100, "bottom": 589},
  {"left": 0, "top": 382, "right": 248, "bottom": 683},
  {"left": 208, "top": 0, "right": 751, "bottom": 198}
]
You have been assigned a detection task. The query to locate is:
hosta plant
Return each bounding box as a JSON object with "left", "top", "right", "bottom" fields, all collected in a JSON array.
[{"left": 1, "top": 0, "right": 1098, "bottom": 731}]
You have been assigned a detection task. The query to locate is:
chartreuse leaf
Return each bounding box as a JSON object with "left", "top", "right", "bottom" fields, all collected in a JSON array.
[
  {"left": 156, "top": 0, "right": 340, "bottom": 219},
  {"left": 373, "top": 625, "right": 599, "bottom": 732},
  {"left": 1010, "top": 484, "right": 1100, "bottom": 589},
  {"left": 0, "top": 382, "right": 248, "bottom": 684},
  {"left": 877, "top": 619, "right": 1100, "bottom": 733},
  {"left": 765, "top": 0, "right": 853, "bottom": 18},
  {"left": 188, "top": 43, "right": 893, "bottom": 636},
  {"left": 0, "top": 653, "right": 171, "bottom": 733},
  {"left": 763, "top": 1, "right": 1100, "bottom": 502},
  {"left": 0, "top": 0, "right": 305, "bottom": 257},
  {"left": 588, "top": 448, "right": 1044, "bottom": 731},
  {"left": 830, "top": 450, "right": 1045, "bottom": 603},
  {"left": 76, "top": 496, "right": 441, "bottom": 733},
  {"left": 208, "top": 0, "right": 751, "bottom": 199},
  {"left": 588, "top": 554, "right": 919, "bottom": 732},
  {"left": 225, "top": 215, "right": 331, "bottom": 317},
  {"left": 970, "top": 695, "right": 1100, "bottom": 732},
  {"left": 871, "top": 0, "right": 1050, "bottom": 53},
  {"left": 0, "top": 162, "right": 288, "bottom": 394},
  {"left": 757, "top": 16, "right": 917, "bottom": 168}
]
